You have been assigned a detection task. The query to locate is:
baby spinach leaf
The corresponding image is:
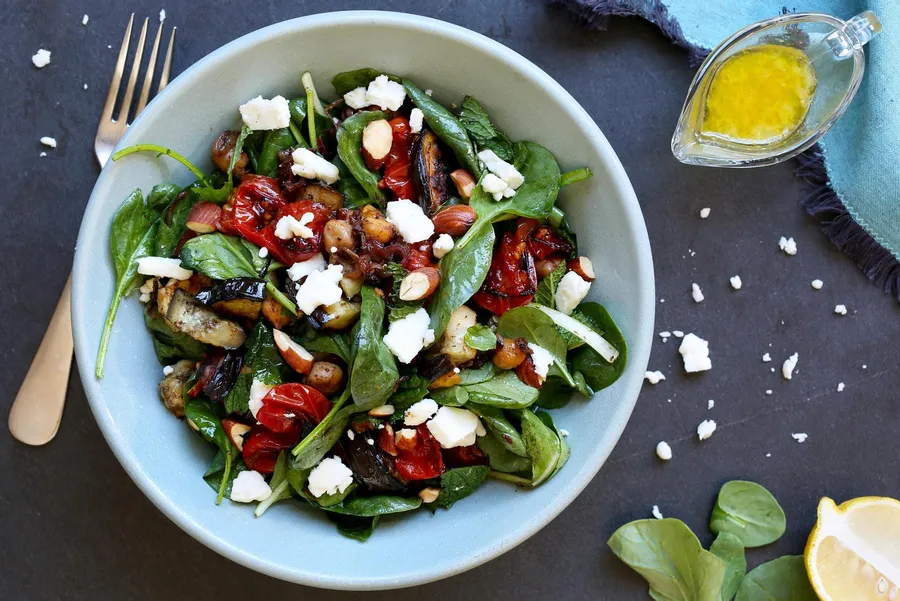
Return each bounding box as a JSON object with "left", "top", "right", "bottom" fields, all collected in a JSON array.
[
  {"left": 383, "top": 263, "right": 424, "bottom": 322},
  {"left": 332, "top": 155, "right": 369, "bottom": 209},
  {"left": 429, "top": 386, "right": 469, "bottom": 407},
  {"left": 458, "top": 96, "right": 514, "bottom": 161},
  {"left": 734, "top": 556, "right": 816, "bottom": 601},
  {"left": 146, "top": 183, "right": 181, "bottom": 222},
  {"left": 519, "top": 409, "right": 562, "bottom": 486},
  {"left": 290, "top": 321, "right": 352, "bottom": 363},
  {"left": 464, "top": 371, "right": 539, "bottom": 409},
  {"left": 244, "top": 322, "right": 285, "bottom": 385},
  {"left": 534, "top": 261, "right": 566, "bottom": 308},
  {"left": 428, "top": 219, "right": 495, "bottom": 338},
  {"left": 254, "top": 452, "right": 294, "bottom": 517},
  {"left": 497, "top": 305, "right": 579, "bottom": 390},
  {"left": 155, "top": 183, "right": 200, "bottom": 258},
  {"left": 223, "top": 373, "right": 252, "bottom": 415},
  {"left": 431, "top": 466, "right": 490, "bottom": 509},
  {"left": 463, "top": 324, "right": 497, "bottom": 351},
  {"left": 314, "top": 482, "right": 358, "bottom": 508},
  {"left": 468, "top": 403, "right": 527, "bottom": 457},
  {"left": 331, "top": 68, "right": 401, "bottom": 96},
  {"left": 292, "top": 389, "right": 353, "bottom": 468},
  {"left": 710, "top": 532, "right": 747, "bottom": 601},
  {"left": 256, "top": 128, "right": 295, "bottom": 178},
  {"left": 403, "top": 79, "right": 482, "bottom": 177},
  {"left": 184, "top": 397, "right": 235, "bottom": 504},
  {"left": 535, "top": 410, "right": 569, "bottom": 477},
  {"left": 143, "top": 302, "right": 207, "bottom": 363},
  {"left": 350, "top": 287, "right": 399, "bottom": 407},
  {"left": 608, "top": 518, "right": 727, "bottom": 601},
  {"left": 323, "top": 494, "right": 422, "bottom": 517},
  {"left": 289, "top": 97, "right": 309, "bottom": 127},
  {"left": 96, "top": 188, "right": 159, "bottom": 378},
  {"left": 328, "top": 514, "right": 380, "bottom": 542},
  {"left": 336, "top": 111, "right": 387, "bottom": 204},
  {"left": 710, "top": 481, "right": 786, "bottom": 548},
  {"left": 477, "top": 434, "right": 532, "bottom": 474},
  {"left": 570, "top": 302, "right": 628, "bottom": 393},
  {"left": 457, "top": 362, "right": 496, "bottom": 386},
  {"left": 390, "top": 374, "right": 430, "bottom": 410},
  {"left": 535, "top": 377, "right": 574, "bottom": 410},
  {"left": 203, "top": 450, "right": 248, "bottom": 501}
]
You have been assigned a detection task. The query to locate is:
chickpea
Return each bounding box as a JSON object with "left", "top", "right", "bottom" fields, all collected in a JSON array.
[
  {"left": 361, "top": 205, "right": 396, "bottom": 244},
  {"left": 306, "top": 361, "right": 344, "bottom": 395},
  {"left": 493, "top": 337, "right": 527, "bottom": 370},
  {"left": 210, "top": 130, "right": 249, "bottom": 176},
  {"left": 323, "top": 219, "right": 356, "bottom": 252}
]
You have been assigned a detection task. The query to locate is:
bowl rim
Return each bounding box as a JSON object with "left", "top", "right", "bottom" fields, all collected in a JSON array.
[{"left": 72, "top": 10, "right": 654, "bottom": 590}]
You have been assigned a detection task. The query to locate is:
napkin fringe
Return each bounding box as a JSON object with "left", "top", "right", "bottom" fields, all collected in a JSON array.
[{"left": 795, "top": 147, "right": 900, "bottom": 300}]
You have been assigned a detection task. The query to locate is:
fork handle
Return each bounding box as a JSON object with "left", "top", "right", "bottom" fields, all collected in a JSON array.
[{"left": 9, "top": 276, "right": 73, "bottom": 446}]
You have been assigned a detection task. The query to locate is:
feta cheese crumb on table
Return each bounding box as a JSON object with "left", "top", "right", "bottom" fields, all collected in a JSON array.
[
  {"left": 679, "top": 333, "right": 712, "bottom": 373},
  {"left": 294, "top": 264, "right": 343, "bottom": 314},
  {"left": 383, "top": 308, "right": 435, "bottom": 363},
  {"left": 655, "top": 441, "right": 672, "bottom": 461},
  {"left": 766, "top": 389, "right": 773, "bottom": 395},
  {"left": 834, "top": 304, "right": 848, "bottom": 315},
  {"left": 837, "top": 382, "right": 845, "bottom": 392},
  {"left": 644, "top": 370, "right": 666, "bottom": 385},
  {"left": 82, "top": 14, "right": 89, "bottom": 25},
  {"left": 528, "top": 343, "right": 554, "bottom": 379},
  {"left": 40, "top": 136, "right": 57, "bottom": 148},
  {"left": 39, "top": 151, "right": 47, "bottom": 158},
  {"left": 791, "top": 432, "right": 808, "bottom": 443},
  {"left": 555, "top": 271, "right": 591, "bottom": 315},
  {"left": 729, "top": 275, "right": 742, "bottom": 290},
  {"left": 673, "top": 330, "right": 684, "bottom": 338},
  {"left": 291, "top": 148, "right": 340, "bottom": 184},
  {"left": 659, "top": 331, "right": 672, "bottom": 339},
  {"left": 778, "top": 236, "right": 798, "bottom": 256},
  {"left": 385, "top": 199, "right": 434, "bottom": 243},
  {"left": 404, "top": 398, "right": 438, "bottom": 426},
  {"left": 700, "top": 207, "right": 711, "bottom": 218},
  {"left": 432, "top": 233, "right": 454, "bottom": 259},
  {"left": 426, "top": 407, "right": 484, "bottom": 448},
  {"left": 137, "top": 257, "right": 192, "bottom": 280},
  {"left": 239, "top": 95, "right": 291, "bottom": 131},
  {"left": 762, "top": 352, "right": 772, "bottom": 362},
  {"left": 230, "top": 471, "right": 272, "bottom": 503},
  {"left": 782, "top": 352, "right": 799, "bottom": 380},
  {"left": 409, "top": 108, "right": 424, "bottom": 134},
  {"left": 32, "top": 49, "right": 51, "bottom": 68},
  {"left": 811, "top": 279, "right": 823, "bottom": 290},
  {"left": 697, "top": 419, "right": 717, "bottom": 441},
  {"left": 691, "top": 282, "right": 704, "bottom": 302},
  {"left": 707, "top": 399, "right": 715, "bottom": 410},
  {"left": 652, "top": 505, "right": 664, "bottom": 520},
  {"left": 307, "top": 457, "right": 354, "bottom": 498}
]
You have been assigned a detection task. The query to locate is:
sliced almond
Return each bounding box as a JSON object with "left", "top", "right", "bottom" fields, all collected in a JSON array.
[
  {"left": 378, "top": 424, "right": 398, "bottom": 456},
  {"left": 273, "top": 329, "right": 314, "bottom": 374},
  {"left": 567, "top": 256, "right": 596, "bottom": 281},
  {"left": 395, "top": 428, "right": 418, "bottom": 451},
  {"left": 398, "top": 267, "right": 440, "bottom": 301},
  {"left": 222, "top": 419, "right": 251, "bottom": 451},
  {"left": 368, "top": 404, "right": 395, "bottom": 417},
  {"left": 362, "top": 119, "right": 393, "bottom": 161},
  {"left": 418, "top": 487, "right": 441, "bottom": 504},
  {"left": 449, "top": 169, "right": 475, "bottom": 200}
]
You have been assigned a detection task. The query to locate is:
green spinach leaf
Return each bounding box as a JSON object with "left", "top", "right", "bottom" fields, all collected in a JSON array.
[
  {"left": 350, "top": 287, "right": 399, "bottom": 407},
  {"left": 203, "top": 450, "right": 248, "bottom": 501},
  {"left": 256, "top": 128, "right": 295, "bottom": 178},
  {"left": 534, "top": 261, "right": 566, "bottom": 309},
  {"left": 570, "top": 302, "right": 628, "bottom": 393},
  {"left": 463, "top": 324, "right": 497, "bottom": 351},
  {"left": 184, "top": 397, "right": 236, "bottom": 504},
  {"left": 710, "top": 532, "right": 747, "bottom": 601},
  {"left": 336, "top": 111, "right": 387, "bottom": 204},
  {"left": 146, "top": 183, "right": 181, "bottom": 221},
  {"left": 194, "top": 125, "right": 252, "bottom": 203},
  {"left": 155, "top": 183, "right": 201, "bottom": 258},
  {"left": 244, "top": 322, "right": 285, "bottom": 384},
  {"left": 390, "top": 374, "right": 430, "bottom": 410},
  {"left": 331, "top": 68, "right": 401, "bottom": 96},
  {"left": 429, "top": 386, "right": 469, "bottom": 407},
  {"left": 290, "top": 321, "right": 352, "bottom": 363},
  {"left": 328, "top": 514, "right": 380, "bottom": 542},
  {"left": 291, "top": 389, "right": 353, "bottom": 468},
  {"left": 497, "top": 305, "right": 580, "bottom": 391},
  {"left": 254, "top": 452, "right": 294, "bottom": 517},
  {"left": 535, "top": 410, "right": 569, "bottom": 477},
  {"left": 223, "top": 373, "right": 253, "bottom": 415},
  {"left": 477, "top": 434, "right": 532, "bottom": 474},
  {"left": 456, "top": 362, "right": 496, "bottom": 385},
  {"left": 458, "top": 96, "right": 514, "bottom": 161},
  {"left": 432, "top": 466, "right": 490, "bottom": 509},
  {"left": 332, "top": 155, "right": 369, "bottom": 209},
  {"left": 559, "top": 167, "right": 593, "bottom": 187},
  {"left": 463, "top": 371, "right": 539, "bottom": 409},
  {"left": 519, "top": 409, "right": 562, "bottom": 486},
  {"left": 535, "top": 377, "right": 574, "bottom": 410},
  {"left": 710, "top": 481, "right": 786, "bottom": 548},
  {"left": 734, "top": 556, "right": 816, "bottom": 601},
  {"left": 322, "top": 494, "right": 422, "bottom": 517},
  {"left": 468, "top": 403, "right": 527, "bottom": 457},
  {"left": 143, "top": 302, "right": 207, "bottom": 363}
]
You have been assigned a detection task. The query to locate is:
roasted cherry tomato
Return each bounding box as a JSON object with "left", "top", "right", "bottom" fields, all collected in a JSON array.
[
  {"left": 442, "top": 443, "right": 489, "bottom": 468},
  {"left": 473, "top": 221, "right": 538, "bottom": 315},
  {"left": 402, "top": 244, "right": 435, "bottom": 271},
  {"left": 380, "top": 117, "right": 415, "bottom": 201},
  {"left": 255, "top": 383, "right": 332, "bottom": 434},
  {"left": 527, "top": 223, "right": 573, "bottom": 260},
  {"left": 242, "top": 426, "right": 300, "bottom": 474},
  {"left": 264, "top": 200, "right": 333, "bottom": 265},
  {"left": 393, "top": 425, "right": 444, "bottom": 481},
  {"left": 230, "top": 174, "right": 286, "bottom": 244}
]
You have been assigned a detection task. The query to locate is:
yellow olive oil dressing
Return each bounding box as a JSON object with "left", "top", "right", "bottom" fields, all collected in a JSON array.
[{"left": 701, "top": 44, "right": 817, "bottom": 144}]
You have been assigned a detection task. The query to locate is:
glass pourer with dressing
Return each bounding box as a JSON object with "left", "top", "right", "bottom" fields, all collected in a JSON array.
[{"left": 672, "top": 11, "right": 881, "bottom": 168}]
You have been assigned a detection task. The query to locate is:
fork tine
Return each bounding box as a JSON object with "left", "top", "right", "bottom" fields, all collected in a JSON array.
[
  {"left": 135, "top": 23, "right": 164, "bottom": 116},
  {"left": 100, "top": 14, "right": 135, "bottom": 122},
  {"left": 116, "top": 17, "right": 149, "bottom": 124},
  {"left": 158, "top": 27, "right": 176, "bottom": 92}
]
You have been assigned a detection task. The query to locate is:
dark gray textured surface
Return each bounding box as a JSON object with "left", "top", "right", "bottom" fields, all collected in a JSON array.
[{"left": 2, "top": 1, "right": 898, "bottom": 599}]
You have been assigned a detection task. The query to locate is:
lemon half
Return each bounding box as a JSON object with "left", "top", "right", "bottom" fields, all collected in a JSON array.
[{"left": 805, "top": 496, "right": 900, "bottom": 600}]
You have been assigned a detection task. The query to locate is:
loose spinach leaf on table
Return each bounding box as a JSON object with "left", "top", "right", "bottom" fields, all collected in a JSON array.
[
  {"left": 570, "top": 302, "right": 628, "bottom": 393},
  {"left": 256, "top": 128, "right": 295, "bottom": 178},
  {"left": 710, "top": 532, "right": 747, "bottom": 601},
  {"left": 322, "top": 494, "right": 422, "bottom": 517},
  {"left": 734, "top": 556, "right": 816, "bottom": 601},
  {"left": 203, "top": 450, "right": 248, "bottom": 501},
  {"left": 328, "top": 513, "right": 380, "bottom": 542},
  {"left": 457, "top": 96, "right": 515, "bottom": 161},
  {"left": 96, "top": 188, "right": 159, "bottom": 378},
  {"left": 291, "top": 389, "right": 354, "bottom": 469},
  {"left": 477, "top": 433, "right": 532, "bottom": 474},
  {"left": 185, "top": 397, "right": 236, "bottom": 504},
  {"left": 383, "top": 263, "right": 424, "bottom": 322},
  {"left": 431, "top": 466, "right": 490, "bottom": 510},
  {"left": 533, "top": 261, "right": 566, "bottom": 309},
  {"left": 463, "top": 371, "right": 539, "bottom": 409},
  {"left": 331, "top": 68, "right": 402, "bottom": 96},
  {"left": 463, "top": 324, "right": 497, "bottom": 351},
  {"left": 468, "top": 403, "right": 527, "bottom": 457},
  {"left": 336, "top": 111, "right": 387, "bottom": 204},
  {"left": 518, "top": 409, "right": 563, "bottom": 486},
  {"left": 350, "top": 287, "right": 399, "bottom": 407},
  {"left": 608, "top": 518, "right": 727, "bottom": 601},
  {"left": 403, "top": 79, "right": 482, "bottom": 177},
  {"left": 710, "top": 481, "right": 786, "bottom": 548},
  {"left": 144, "top": 302, "right": 207, "bottom": 363}
]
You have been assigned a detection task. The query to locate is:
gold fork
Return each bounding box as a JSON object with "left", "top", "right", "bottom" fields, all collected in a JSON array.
[{"left": 8, "top": 15, "right": 176, "bottom": 446}]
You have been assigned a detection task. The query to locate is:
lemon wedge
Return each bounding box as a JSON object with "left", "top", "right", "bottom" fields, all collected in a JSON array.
[{"left": 805, "top": 496, "right": 900, "bottom": 600}]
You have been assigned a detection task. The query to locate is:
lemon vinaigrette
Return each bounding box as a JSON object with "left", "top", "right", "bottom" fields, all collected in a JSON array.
[{"left": 701, "top": 44, "right": 817, "bottom": 144}]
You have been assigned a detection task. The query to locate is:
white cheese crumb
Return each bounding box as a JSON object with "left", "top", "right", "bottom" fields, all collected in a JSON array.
[
  {"left": 239, "top": 95, "right": 291, "bottom": 131},
  {"left": 248, "top": 379, "right": 274, "bottom": 419},
  {"left": 834, "top": 304, "right": 847, "bottom": 315},
  {"left": 555, "top": 271, "right": 591, "bottom": 315},
  {"left": 811, "top": 279, "right": 823, "bottom": 290},
  {"left": 385, "top": 199, "right": 434, "bottom": 243},
  {"left": 426, "top": 406, "right": 483, "bottom": 449},
  {"left": 346, "top": 429, "right": 355, "bottom": 441},
  {"left": 791, "top": 432, "right": 808, "bottom": 443},
  {"left": 40, "top": 136, "right": 57, "bottom": 148},
  {"left": 274, "top": 212, "right": 315, "bottom": 240},
  {"left": 39, "top": 151, "right": 47, "bottom": 157},
  {"left": 559, "top": 429, "right": 569, "bottom": 437},
  {"left": 652, "top": 505, "right": 664, "bottom": 520},
  {"left": 863, "top": 364, "right": 867, "bottom": 369},
  {"left": 286, "top": 254, "right": 327, "bottom": 282},
  {"left": 162, "top": 365, "right": 174, "bottom": 376},
  {"left": 367, "top": 438, "right": 374, "bottom": 446},
  {"left": 137, "top": 257, "right": 192, "bottom": 280},
  {"left": 291, "top": 148, "right": 340, "bottom": 184},
  {"left": 700, "top": 207, "right": 710, "bottom": 219},
  {"left": 159, "top": 8, "right": 166, "bottom": 22},
  {"left": 707, "top": 399, "right": 715, "bottom": 410},
  {"left": 837, "top": 382, "right": 845, "bottom": 392},
  {"left": 697, "top": 419, "right": 717, "bottom": 441},
  {"left": 32, "top": 49, "right": 51, "bottom": 68},
  {"left": 404, "top": 398, "right": 438, "bottom": 426},
  {"left": 307, "top": 457, "right": 354, "bottom": 498},
  {"left": 778, "top": 236, "right": 797, "bottom": 256},
  {"left": 477, "top": 149, "right": 525, "bottom": 189},
  {"left": 343, "top": 87, "right": 368, "bottom": 109},
  {"left": 691, "top": 282, "right": 704, "bottom": 302},
  {"left": 409, "top": 108, "right": 424, "bottom": 134},
  {"left": 659, "top": 331, "right": 672, "bottom": 339},
  {"left": 766, "top": 453, "right": 772, "bottom": 458},
  {"left": 363, "top": 75, "right": 407, "bottom": 111},
  {"left": 83, "top": 83, "right": 88, "bottom": 90},
  {"left": 644, "top": 371, "right": 666, "bottom": 385},
  {"left": 425, "top": 89, "right": 433, "bottom": 96},
  {"left": 655, "top": 441, "right": 672, "bottom": 461},
  {"left": 295, "top": 264, "right": 343, "bottom": 314},
  {"left": 258, "top": 246, "right": 269, "bottom": 258},
  {"left": 481, "top": 173, "right": 511, "bottom": 201},
  {"left": 432, "top": 233, "right": 454, "bottom": 259},
  {"left": 765, "top": 389, "right": 773, "bottom": 395},
  {"left": 762, "top": 353, "right": 771, "bottom": 362},
  {"left": 383, "top": 307, "right": 435, "bottom": 363},
  {"left": 679, "top": 333, "right": 711, "bottom": 373},
  {"left": 673, "top": 330, "right": 684, "bottom": 338},
  {"left": 139, "top": 293, "right": 151, "bottom": 303},
  {"left": 230, "top": 470, "right": 272, "bottom": 503},
  {"left": 82, "top": 14, "right": 89, "bottom": 25},
  {"left": 782, "top": 353, "right": 799, "bottom": 380},
  {"left": 528, "top": 343, "right": 554, "bottom": 380},
  {"left": 729, "top": 275, "right": 742, "bottom": 290}
]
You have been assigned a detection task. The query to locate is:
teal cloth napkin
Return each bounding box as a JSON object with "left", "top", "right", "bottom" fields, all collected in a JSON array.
[{"left": 555, "top": 0, "right": 899, "bottom": 299}]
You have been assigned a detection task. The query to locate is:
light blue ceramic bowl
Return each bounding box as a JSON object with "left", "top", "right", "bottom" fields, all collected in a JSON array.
[{"left": 72, "top": 11, "right": 654, "bottom": 590}]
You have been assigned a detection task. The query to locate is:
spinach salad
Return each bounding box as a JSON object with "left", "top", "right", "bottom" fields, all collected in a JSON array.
[{"left": 98, "top": 69, "right": 627, "bottom": 540}]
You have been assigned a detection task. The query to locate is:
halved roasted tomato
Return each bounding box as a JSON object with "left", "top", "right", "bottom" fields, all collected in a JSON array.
[
  {"left": 443, "top": 443, "right": 489, "bottom": 468},
  {"left": 255, "top": 383, "right": 332, "bottom": 434},
  {"left": 473, "top": 220, "right": 538, "bottom": 315},
  {"left": 380, "top": 116, "right": 415, "bottom": 202},
  {"left": 393, "top": 425, "right": 445, "bottom": 481},
  {"left": 241, "top": 426, "right": 300, "bottom": 474}
]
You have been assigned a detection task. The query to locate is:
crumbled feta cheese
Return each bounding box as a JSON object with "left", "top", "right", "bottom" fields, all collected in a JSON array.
[
  {"left": 652, "top": 505, "right": 664, "bottom": 520},
  {"left": 708, "top": 399, "right": 715, "bottom": 410},
  {"left": 40, "top": 136, "right": 57, "bottom": 148},
  {"left": 432, "top": 233, "right": 454, "bottom": 259},
  {"left": 239, "top": 95, "right": 291, "bottom": 130},
  {"left": 383, "top": 307, "right": 434, "bottom": 363},
  {"left": 39, "top": 151, "right": 47, "bottom": 157},
  {"left": 258, "top": 246, "right": 269, "bottom": 258},
  {"left": 295, "top": 264, "right": 343, "bottom": 314},
  {"left": 697, "top": 419, "right": 717, "bottom": 441},
  {"left": 481, "top": 173, "right": 511, "bottom": 201},
  {"left": 366, "top": 438, "right": 375, "bottom": 446},
  {"left": 248, "top": 379, "right": 274, "bottom": 418},
  {"left": 159, "top": 8, "right": 166, "bottom": 22},
  {"left": 863, "top": 364, "right": 867, "bottom": 369},
  {"left": 409, "top": 108, "right": 424, "bottom": 134},
  {"left": 765, "top": 389, "right": 773, "bottom": 395},
  {"left": 528, "top": 343, "right": 554, "bottom": 379},
  {"left": 559, "top": 429, "right": 569, "bottom": 437},
  {"left": 230, "top": 470, "right": 272, "bottom": 503},
  {"left": 762, "top": 352, "right": 771, "bottom": 362},
  {"left": 162, "top": 365, "right": 174, "bottom": 376},
  {"left": 691, "top": 282, "right": 704, "bottom": 302},
  {"left": 32, "top": 49, "right": 51, "bottom": 68},
  {"left": 82, "top": 14, "right": 89, "bottom": 25},
  {"left": 385, "top": 199, "right": 434, "bottom": 243},
  {"left": 554, "top": 271, "right": 590, "bottom": 315},
  {"left": 425, "top": 89, "right": 433, "bottom": 96},
  {"left": 655, "top": 441, "right": 672, "bottom": 461},
  {"left": 778, "top": 236, "right": 797, "bottom": 256},
  {"left": 673, "top": 330, "right": 684, "bottom": 338},
  {"left": 792, "top": 432, "right": 808, "bottom": 443},
  {"left": 659, "top": 331, "right": 672, "bottom": 339},
  {"left": 364, "top": 75, "right": 407, "bottom": 111},
  {"left": 679, "top": 333, "right": 711, "bottom": 373},
  {"left": 83, "top": 84, "right": 88, "bottom": 90},
  {"left": 307, "top": 457, "right": 354, "bottom": 498},
  {"left": 343, "top": 87, "right": 368, "bottom": 109},
  {"left": 291, "top": 148, "right": 340, "bottom": 184},
  {"left": 139, "top": 293, "right": 151, "bottom": 303},
  {"left": 274, "top": 212, "right": 315, "bottom": 240},
  {"left": 644, "top": 371, "right": 666, "bottom": 384},
  {"left": 811, "top": 279, "right": 823, "bottom": 290},
  {"left": 426, "top": 406, "right": 483, "bottom": 449},
  {"left": 837, "top": 382, "right": 845, "bottom": 392},
  {"left": 729, "top": 275, "right": 742, "bottom": 290},
  {"left": 286, "top": 254, "right": 327, "bottom": 282},
  {"left": 404, "top": 398, "right": 438, "bottom": 426},
  {"left": 137, "top": 257, "right": 192, "bottom": 280},
  {"left": 700, "top": 207, "right": 710, "bottom": 218},
  {"left": 477, "top": 149, "right": 525, "bottom": 189},
  {"left": 782, "top": 353, "right": 798, "bottom": 380},
  {"left": 346, "top": 429, "right": 355, "bottom": 441},
  {"left": 834, "top": 304, "right": 847, "bottom": 315}
]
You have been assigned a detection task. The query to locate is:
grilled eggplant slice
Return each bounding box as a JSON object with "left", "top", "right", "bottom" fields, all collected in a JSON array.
[
  {"left": 343, "top": 433, "right": 408, "bottom": 494},
  {"left": 158, "top": 360, "right": 195, "bottom": 418},
  {"left": 412, "top": 129, "right": 448, "bottom": 215},
  {"left": 197, "top": 350, "right": 244, "bottom": 402},
  {"left": 195, "top": 277, "right": 265, "bottom": 320},
  {"left": 166, "top": 288, "right": 247, "bottom": 348}
]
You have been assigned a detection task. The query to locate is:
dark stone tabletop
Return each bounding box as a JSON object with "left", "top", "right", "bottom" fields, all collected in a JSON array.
[{"left": 2, "top": 1, "right": 898, "bottom": 599}]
